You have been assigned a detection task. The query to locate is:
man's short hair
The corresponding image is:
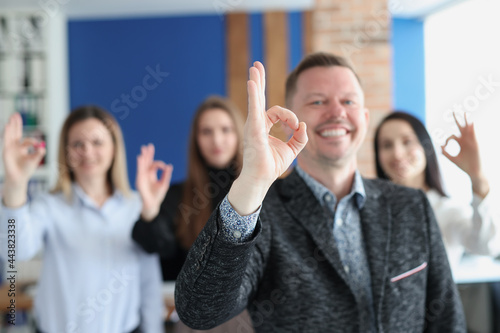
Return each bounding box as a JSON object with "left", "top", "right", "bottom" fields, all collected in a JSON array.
[{"left": 285, "top": 52, "right": 361, "bottom": 107}]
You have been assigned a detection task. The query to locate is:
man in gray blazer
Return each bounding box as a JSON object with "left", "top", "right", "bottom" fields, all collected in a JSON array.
[{"left": 175, "top": 52, "right": 466, "bottom": 332}]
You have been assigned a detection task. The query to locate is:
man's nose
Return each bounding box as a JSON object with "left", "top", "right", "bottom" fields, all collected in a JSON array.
[{"left": 327, "top": 99, "right": 346, "bottom": 118}]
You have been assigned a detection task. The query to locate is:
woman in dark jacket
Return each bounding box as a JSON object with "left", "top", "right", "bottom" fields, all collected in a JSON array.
[{"left": 133, "top": 96, "right": 253, "bottom": 332}]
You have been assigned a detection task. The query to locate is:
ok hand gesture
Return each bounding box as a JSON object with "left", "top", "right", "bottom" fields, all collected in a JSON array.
[{"left": 228, "top": 62, "right": 308, "bottom": 215}]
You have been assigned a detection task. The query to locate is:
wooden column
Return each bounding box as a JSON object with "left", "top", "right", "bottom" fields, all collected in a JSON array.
[
  {"left": 303, "top": 10, "right": 313, "bottom": 55},
  {"left": 264, "top": 11, "right": 288, "bottom": 109},
  {"left": 264, "top": 12, "right": 289, "bottom": 141},
  {"left": 226, "top": 13, "right": 249, "bottom": 118}
]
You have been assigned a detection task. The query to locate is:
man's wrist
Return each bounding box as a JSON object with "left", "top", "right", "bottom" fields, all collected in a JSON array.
[
  {"left": 227, "top": 177, "right": 269, "bottom": 216},
  {"left": 220, "top": 195, "right": 260, "bottom": 242}
]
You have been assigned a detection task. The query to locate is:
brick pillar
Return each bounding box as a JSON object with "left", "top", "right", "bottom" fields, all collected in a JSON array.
[{"left": 311, "top": 0, "right": 393, "bottom": 177}]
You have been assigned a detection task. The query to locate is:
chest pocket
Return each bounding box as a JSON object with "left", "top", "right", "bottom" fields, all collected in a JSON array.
[{"left": 389, "top": 261, "right": 428, "bottom": 295}]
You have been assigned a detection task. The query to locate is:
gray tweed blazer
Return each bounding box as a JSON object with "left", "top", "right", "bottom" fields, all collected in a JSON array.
[{"left": 175, "top": 170, "right": 466, "bottom": 332}]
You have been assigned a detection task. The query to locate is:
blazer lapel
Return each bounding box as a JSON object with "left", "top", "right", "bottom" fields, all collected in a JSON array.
[
  {"left": 277, "top": 170, "right": 351, "bottom": 284},
  {"left": 278, "top": 172, "right": 393, "bottom": 327},
  {"left": 360, "top": 179, "right": 393, "bottom": 328}
]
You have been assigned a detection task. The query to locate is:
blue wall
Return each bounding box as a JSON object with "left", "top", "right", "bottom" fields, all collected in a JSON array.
[
  {"left": 68, "top": 12, "right": 305, "bottom": 186},
  {"left": 391, "top": 18, "right": 426, "bottom": 123},
  {"left": 249, "top": 13, "right": 264, "bottom": 65},
  {"left": 68, "top": 14, "right": 418, "bottom": 187},
  {"left": 68, "top": 15, "right": 226, "bottom": 186},
  {"left": 288, "top": 11, "right": 304, "bottom": 72}
]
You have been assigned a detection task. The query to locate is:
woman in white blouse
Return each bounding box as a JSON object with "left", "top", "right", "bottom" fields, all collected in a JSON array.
[
  {"left": 374, "top": 111, "right": 498, "bottom": 269},
  {"left": 374, "top": 112, "right": 500, "bottom": 269},
  {"left": 1, "top": 106, "right": 164, "bottom": 333},
  {"left": 374, "top": 111, "right": 499, "bottom": 331}
]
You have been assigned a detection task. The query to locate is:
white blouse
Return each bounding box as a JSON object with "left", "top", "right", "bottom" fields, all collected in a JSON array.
[
  {"left": 426, "top": 188, "right": 500, "bottom": 271},
  {"left": 0, "top": 184, "right": 164, "bottom": 333}
]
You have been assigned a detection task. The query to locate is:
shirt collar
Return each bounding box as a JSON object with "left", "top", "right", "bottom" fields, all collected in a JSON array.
[
  {"left": 295, "top": 165, "right": 366, "bottom": 209},
  {"left": 72, "top": 183, "right": 124, "bottom": 209}
]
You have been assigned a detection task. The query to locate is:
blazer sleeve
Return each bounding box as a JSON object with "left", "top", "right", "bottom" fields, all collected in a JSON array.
[
  {"left": 175, "top": 204, "right": 267, "bottom": 330},
  {"left": 423, "top": 191, "right": 467, "bottom": 332},
  {"left": 131, "top": 184, "right": 181, "bottom": 257}
]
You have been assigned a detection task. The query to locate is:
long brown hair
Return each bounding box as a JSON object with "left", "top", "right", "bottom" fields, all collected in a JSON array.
[
  {"left": 176, "top": 96, "right": 244, "bottom": 249},
  {"left": 51, "top": 105, "right": 131, "bottom": 200}
]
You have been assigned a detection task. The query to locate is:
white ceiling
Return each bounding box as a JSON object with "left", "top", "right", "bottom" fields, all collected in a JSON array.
[
  {"left": 0, "top": 0, "right": 463, "bottom": 19},
  {"left": 389, "top": 0, "right": 466, "bottom": 18}
]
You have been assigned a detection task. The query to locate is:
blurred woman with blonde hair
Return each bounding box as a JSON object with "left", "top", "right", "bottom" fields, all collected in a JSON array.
[{"left": 1, "top": 105, "right": 164, "bottom": 333}]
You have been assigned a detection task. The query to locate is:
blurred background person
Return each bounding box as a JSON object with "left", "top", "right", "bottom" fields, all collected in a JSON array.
[
  {"left": 374, "top": 110, "right": 500, "bottom": 332},
  {"left": 374, "top": 111, "right": 499, "bottom": 267},
  {"left": 0, "top": 106, "right": 164, "bottom": 333},
  {"left": 132, "top": 96, "right": 253, "bottom": 333}
]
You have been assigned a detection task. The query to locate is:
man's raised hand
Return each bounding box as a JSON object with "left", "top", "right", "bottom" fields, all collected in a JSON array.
[{"left": 228, "top": 62, "right": 308, "bottom": 215}]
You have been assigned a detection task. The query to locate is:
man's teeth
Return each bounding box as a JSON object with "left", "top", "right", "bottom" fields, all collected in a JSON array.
[{"left": 320, "top": 129, "right": 347, "bottom": 137}]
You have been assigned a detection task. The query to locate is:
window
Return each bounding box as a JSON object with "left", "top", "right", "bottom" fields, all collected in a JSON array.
[{"left": 425, "top": 0, "right": 500, "bottom": 201}]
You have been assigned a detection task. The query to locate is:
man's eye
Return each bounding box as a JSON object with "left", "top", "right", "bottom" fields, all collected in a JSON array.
[{"left": 312, "top": 100, "right": 324, "bottom": 105}]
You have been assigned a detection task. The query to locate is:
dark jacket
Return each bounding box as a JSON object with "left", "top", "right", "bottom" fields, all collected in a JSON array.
[
  {"left": 175, "top": 170, "right": 466, "bottom": 332},
  {"left": 132, "top": 167, "right": 236, "bottom": 280},
  {"left": 132, "top": 183, "right": 186, "bottom": 280}
]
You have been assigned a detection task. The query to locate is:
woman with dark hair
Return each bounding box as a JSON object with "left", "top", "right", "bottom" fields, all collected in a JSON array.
[
  {"left": 0, "top": 107, "right": 164, "bottom": 333},
  {"left": 132, "top": 96, "right": 253, "bottom": 332},
  {"left": 374, "top": 111, "right": 500, "bottom": 269}
]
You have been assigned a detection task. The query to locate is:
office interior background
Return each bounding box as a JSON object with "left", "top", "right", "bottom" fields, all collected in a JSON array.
[
  {"left": 1, "top": 0, "right": 500, "bottom": 330},
  {"left": 1, "top": 0, "right": 499, "bottom": 200}
]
